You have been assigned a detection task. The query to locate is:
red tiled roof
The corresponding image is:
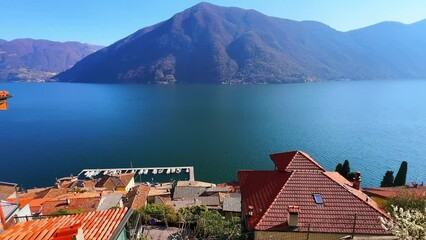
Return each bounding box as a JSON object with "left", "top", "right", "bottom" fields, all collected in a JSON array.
[
  {"left": 95, "top": 173, "right": 134, "bottom": 190},
  {"left": 118, "top": 173, "right": 135, "bottom": 187},
  {"left": 6, "top": 197, "right": 32, "bottom": 208},
  {"left": 41, "top": 196, "right": 101, "bottom": 215},
  {"left": 0, "top": 185, "right": 16, "bottom": 201},
  {"left": 270, "top": 151, "right": 325, "bottom": 172},
  {"left": 35, "top": 188, "right": 68, "bottom": 199},
  {"left": 124, "top": 185, "right": 150, "bottom": 210},
  {"left": 363, "top": 186, "right": 426, "bottom": 199},
  {"left": 239, "top": 150, "right": 389, "bottom": 235},
  {"left": 0, "top": 208, "right": 129, "bottom": 240},
  {"left": 28, "top": 198, "right": 54, "bottom": 214},
  {"left": 238, "top": 170, "right": 292, "bottom": 230}
]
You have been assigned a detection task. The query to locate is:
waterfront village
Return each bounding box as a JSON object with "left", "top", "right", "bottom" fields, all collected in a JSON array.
[{"left": 0, "top": 151, "right": 425, "bottom": 240}]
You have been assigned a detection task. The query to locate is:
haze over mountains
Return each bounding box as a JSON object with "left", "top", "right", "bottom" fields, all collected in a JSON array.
[{"left": 0, "top": 39, "right": 103, "bottom": 82}]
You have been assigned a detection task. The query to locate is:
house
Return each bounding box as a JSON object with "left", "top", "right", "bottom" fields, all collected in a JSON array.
[
  {"left": 40, "top": 196, "right": 102, "bottom": 215},
  {"left": 95, "top": 173, "right": 135, "bottom": 191},
  {"left": 238, "top": 151, "right": 391, "bottom": 239},
  {"left": 0, "top": 182, "right": 32, "bottom": 231},
  {"left": 123, "top": 185, "right": 150, "bottom": 210},
  {"left": 0, "top": 208, "right": 132, "bottom": 240},
  {"left": 97, "top": 192, "right": 124, "bottom": 211},
  {"left": 0, "top": 201, "right": 19, "bottom": 232},
  {"left": 0, "top": 182, "right": 18, "bottom": 201},
  {"left": 33, "top": 187, "right": 68, "bottom": 199}
]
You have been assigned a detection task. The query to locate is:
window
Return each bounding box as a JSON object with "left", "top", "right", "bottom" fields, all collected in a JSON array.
[{"left": 313, "top": 193, "right": 324, "bottom": 204}]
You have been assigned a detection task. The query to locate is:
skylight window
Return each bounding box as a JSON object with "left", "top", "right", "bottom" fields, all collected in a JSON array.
[{"left": 313, "top": 193, "right": 324, "bottom": 204}]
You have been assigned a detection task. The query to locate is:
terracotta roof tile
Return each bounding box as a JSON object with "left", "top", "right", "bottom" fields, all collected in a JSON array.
[
  {"left": 35, "top": 188, "right": 68, "bottom": 199},
  {"left": 41, "top": 196, "right": 101, "bottom": 215},
  {"left": 239, "top": 150, "right": 390, "bottom": 235},
  {"left": 0, "top": 208, "right": 129, "bottom": 240},
  {"left": 28, "top": 198, "right": 54, "bottom": 214},
  {"left": 238, "top": 170, "right": 292, "bottom": 230},
  {"left": 0, "top": 188, "right": 15, "bottom": 201},
  {"left": 124, "top": 185, "right": 150, "bottom": 210},
  {"left": 117, "top": 173, "right": 135, "bottom": 187},
  {"left": 95, "top": 173, "right": 134, "bottom": 190},
  {"left": 270, "top": 151, "right": 325, "bottom": 172},
  {"left": 363, "top": 186, "right": 426, "bottom": 198}
]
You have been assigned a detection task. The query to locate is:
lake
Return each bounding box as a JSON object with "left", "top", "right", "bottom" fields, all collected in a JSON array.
[{"left": 0, "top": 80, "right": 425, "bottom": 188}]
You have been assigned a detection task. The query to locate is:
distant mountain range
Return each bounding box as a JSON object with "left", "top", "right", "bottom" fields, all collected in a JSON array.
[
  {"left": 0, "top": 39, "right": 103, "bottom": 82},
  {"left": 8, "top": 3, "right": 426, "bottom": 84}
]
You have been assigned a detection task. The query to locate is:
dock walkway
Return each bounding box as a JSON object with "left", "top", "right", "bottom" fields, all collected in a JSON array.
[{"left": 78, "top": 166, "right": 195, "bottom": 181}]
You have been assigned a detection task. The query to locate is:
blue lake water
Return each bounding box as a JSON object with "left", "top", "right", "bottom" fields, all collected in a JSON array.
[{"left": 0, "top": 80, "right": 425, "bottom": 188}]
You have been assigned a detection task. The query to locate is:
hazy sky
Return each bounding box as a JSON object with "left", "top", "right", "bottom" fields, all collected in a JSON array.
[{"left": 2, "top": 0, "right": 426, "bottom": 46}]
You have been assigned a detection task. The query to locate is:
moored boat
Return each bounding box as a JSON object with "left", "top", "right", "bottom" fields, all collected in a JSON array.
[
  {"left": 0, "top": 90, "right": 12, "bottom": 110},
  {"left": 0, "top": 90, "right": 12, "bottom": 100}
]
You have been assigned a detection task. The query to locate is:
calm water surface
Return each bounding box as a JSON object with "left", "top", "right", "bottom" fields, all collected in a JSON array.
[{"left": 1, "top": 80, "right": 425, "bottom": 188}]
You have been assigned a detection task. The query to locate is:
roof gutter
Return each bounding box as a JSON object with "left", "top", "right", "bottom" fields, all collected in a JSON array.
[{"left": 110, "top": 208, "right": 133, "bottom": 240}]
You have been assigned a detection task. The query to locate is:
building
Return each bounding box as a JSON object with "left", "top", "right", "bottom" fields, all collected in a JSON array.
[
  {"left": 40, "top": 196, "right": 102, "bottom": 215},
  {"left": 95, "top": 173, "right": 135, "bottom": 192},
  {"left": 222, "top": 194, "right": 242, "bottom": 219},
  {"left": 0, "top": 182, "right": 18, "bottom": 201},
  {"left": 238, "top": 151, "right": 391, "bottom": 239},
  {"left": 123, "top": 185, "right": 150, "bottom": 210},
  {"left": 0, "top": 201, "right": 19, "bottom": 232},
  {"left": 0, "top": 181, "right": 31, "bottom": 232},
  {"left": 0, "top": 208, "right": 132, "bottom": 240}
]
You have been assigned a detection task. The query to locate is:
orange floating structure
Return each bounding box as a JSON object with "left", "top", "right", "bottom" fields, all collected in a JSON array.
[{"left": 0, "top": 90, "right": 12, "bottom": 110}]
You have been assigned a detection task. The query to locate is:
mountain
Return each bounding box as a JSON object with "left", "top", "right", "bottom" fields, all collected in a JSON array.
[
  {"left": 54, "top": 3, "right": 426, "bottom": 84},
  {"left": 0, "top": 39, "right": 103, "bottom": 82}
]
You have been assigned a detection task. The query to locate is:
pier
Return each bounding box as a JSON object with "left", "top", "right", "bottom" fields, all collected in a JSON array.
[{"left": 78, "top": 166, "right": 195, "bottom": 181}]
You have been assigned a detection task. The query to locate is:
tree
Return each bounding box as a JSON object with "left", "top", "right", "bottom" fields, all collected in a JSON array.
[
  {"left": 342, "top": 160, "right": 350, "bottom": 179},
  {"left": 380, "top": 206, "right": 426, "bottom": 239},
  {"left": 50, "top": 208, "right": 85, "bottom": 216},
  {"left": 381, "top": 170, "right": 395, "bottom": 187},
  {"left": 394, "top": 161, "right": 408, "bottom": 186},
  {"left": 139, "top": 203, "right": 179, "bottom": 226},
  {"left": 194, "top": 210, "right": 242, "bottom": 240},
  {"left": 335, "top": 163, "right": 343, "bottom": 175},
  {"left": 178, "top": 205, "right": 208, "bottom": 225},
  {"left": 384, "top": 191, "right": 426, "bottom": 214}
]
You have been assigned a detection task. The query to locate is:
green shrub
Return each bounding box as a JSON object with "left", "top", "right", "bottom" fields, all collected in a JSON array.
[
  {"left": 195, "top": 210, "right": 242, "bottom": 240},
  {"left": 385, "top": 191, "right": 426, "bottom": 214},
  {"left": 138, "top": 203, "right": 179, "bottom": 226},
  {"left": 50, "top": 208, "right": 85, "bottom": 216},
  {"left": 178, "top": 205, "right": 208, "bottom": 224}
]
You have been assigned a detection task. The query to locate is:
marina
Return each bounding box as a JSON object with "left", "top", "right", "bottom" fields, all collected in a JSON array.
[{"left": 78, "top": 166, "right": 195, "bottom": 181}]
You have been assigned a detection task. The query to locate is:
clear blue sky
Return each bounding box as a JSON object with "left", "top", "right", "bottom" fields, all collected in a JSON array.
[{"left": 1, "top": 0, "right": 426, "bottom": 46}]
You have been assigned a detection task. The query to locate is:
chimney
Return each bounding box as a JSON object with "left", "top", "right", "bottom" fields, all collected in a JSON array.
[
  {"left": 353, "top": 172, "right": 361, "bottom": 190},
  {"left": 288, "top": 206, "right": 300, "bottom": 228},
  {"left": 0, "top": 202, "right": 8, "bottom": 230},
  {"left": 15, "top": 185, "right": 20, "bottom": 206},
  {"left": 52, "top": 223, "right": 84, "bottom": 240}
]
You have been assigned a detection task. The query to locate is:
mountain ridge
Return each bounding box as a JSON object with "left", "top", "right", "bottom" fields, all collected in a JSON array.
[
  {"left": 52, "top": 3, "right": 426, "bottom": 83},
  {"left": 0, "top": 38, "right": 103, "bottom": 82}
]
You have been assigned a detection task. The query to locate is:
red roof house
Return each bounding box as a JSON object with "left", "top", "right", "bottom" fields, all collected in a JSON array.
[
  {"left": 0, "top": 208, "right": 132, "bottom": 240},
  {"left": 238, "top": 151, "right": 391, "bottom": 239}
]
